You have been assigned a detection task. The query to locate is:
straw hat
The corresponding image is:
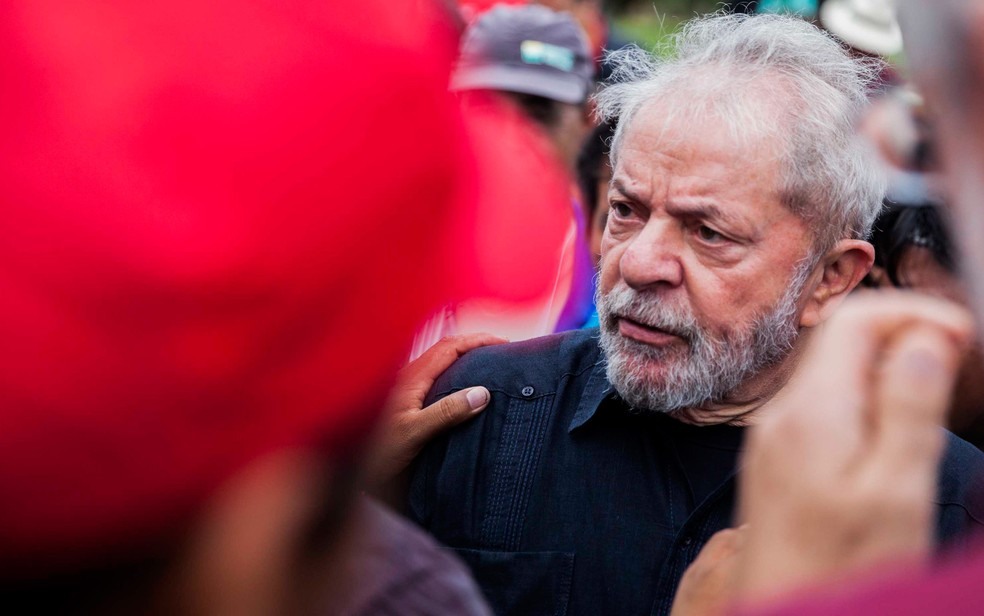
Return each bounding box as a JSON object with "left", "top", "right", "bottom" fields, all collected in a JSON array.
[{"left": 820, "top": 0, "right": 903, "bottom": 56}]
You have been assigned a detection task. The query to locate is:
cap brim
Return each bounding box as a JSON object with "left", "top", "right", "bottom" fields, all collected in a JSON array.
[
  {"left": 820, "top": 1, "right": 903, "bottom": 56},
  {"left": 451, "top": 64, "right": 588, "bottom": 105}
]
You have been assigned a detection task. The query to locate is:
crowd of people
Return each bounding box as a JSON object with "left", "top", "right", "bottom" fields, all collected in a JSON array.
[{"left": 6, "top": 0, "right": 984, "bottom": 614}]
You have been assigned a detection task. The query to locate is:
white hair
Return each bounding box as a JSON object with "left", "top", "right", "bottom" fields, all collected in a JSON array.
[{"left": 594, "top": 13, "right": 887, "bottom": 252}]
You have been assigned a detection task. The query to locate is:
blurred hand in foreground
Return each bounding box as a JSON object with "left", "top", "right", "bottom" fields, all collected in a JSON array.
[
  {"left": 671, "top": 526, "right": 748, "bottom": 616},
  {"left": 365, "top": 333, "right": 506, "bottom": 500},
  {"left": 735, "top": 293, "right": 973, "bottom": 608}
]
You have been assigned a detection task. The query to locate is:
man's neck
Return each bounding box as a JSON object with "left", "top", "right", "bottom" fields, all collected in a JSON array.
[{"left": 668, "top": 339, "right": 808, "bottom": 427}]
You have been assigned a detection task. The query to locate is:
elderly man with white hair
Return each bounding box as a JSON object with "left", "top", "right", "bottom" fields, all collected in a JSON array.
[{"left": 398, "top": 13, "right": 984, "bottom": 616}]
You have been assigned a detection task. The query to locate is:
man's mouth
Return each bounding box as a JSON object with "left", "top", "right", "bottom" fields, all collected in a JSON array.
[{"left": 616, "top": 317, "right": 684, "bottom": 347}]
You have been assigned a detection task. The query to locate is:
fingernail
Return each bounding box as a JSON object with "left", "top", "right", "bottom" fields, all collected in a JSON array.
[{"left": 466, "top": 387, "right": 490, "bottom": 411}]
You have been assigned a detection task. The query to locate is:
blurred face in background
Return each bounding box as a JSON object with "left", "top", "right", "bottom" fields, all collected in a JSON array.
[
  {"left": 900, "top": 0, "right": 984, "bottom": 324},
  {"left": 869, "top": 0, "right": 984, "bottom": 435},
  {"left": 870, "top": 243, "right": 984, "bottom": 435},
  {"left": 552, "top": 102, "right": 592, "bottom": 173}
]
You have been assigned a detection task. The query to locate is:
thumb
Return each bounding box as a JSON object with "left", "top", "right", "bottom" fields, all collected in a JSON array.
[
  {"left": 871, "top": 325, "right": 963, "bottom": 472},
  {"left": 409, "top": 386, "right": 491, "bottom": 445}
]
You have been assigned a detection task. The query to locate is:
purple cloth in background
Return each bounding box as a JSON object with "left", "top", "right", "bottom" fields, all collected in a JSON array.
[
  {"left": 332, "top": 497, "right": 491, "bottom": 615},
  {"left": 555, "top": 198, "right": 597, "bottom": 332}
]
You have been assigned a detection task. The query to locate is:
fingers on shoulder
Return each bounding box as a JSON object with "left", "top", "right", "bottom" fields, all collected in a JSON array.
[
  {"left": 405, "top": 333, "right": 508, "bottom": 378},
  {"left": 437, "top": 333, "right": 509, "bottom": 358},
  {"left": 433, "top": 386, "right": 488, "bottom": 427}
]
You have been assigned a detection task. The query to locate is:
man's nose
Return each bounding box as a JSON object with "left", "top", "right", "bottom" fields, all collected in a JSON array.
[{"left": 618, "top": 219, "right": 684, "bottom": 290}]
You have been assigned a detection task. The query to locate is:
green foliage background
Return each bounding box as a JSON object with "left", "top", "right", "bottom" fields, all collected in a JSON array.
[{"left": 609, "top": 1, "right": 725, "bottom": 51}]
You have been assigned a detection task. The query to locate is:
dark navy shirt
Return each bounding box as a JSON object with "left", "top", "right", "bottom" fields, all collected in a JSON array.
[{"left": 407, "top": 328, "right": 984, "bottom": 616}]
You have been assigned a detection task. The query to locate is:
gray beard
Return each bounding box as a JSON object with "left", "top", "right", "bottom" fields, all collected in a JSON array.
[{"left": 596, "top": 261, "right": 811, "bottom": 414}]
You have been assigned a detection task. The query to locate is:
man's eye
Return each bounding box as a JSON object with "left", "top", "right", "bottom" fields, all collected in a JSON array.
[
  {"left": 696, "top": 225, "right": 726, "bottom": 243},
  {"left": 611, "top": 202, "right": 633, "bottom": 218}
]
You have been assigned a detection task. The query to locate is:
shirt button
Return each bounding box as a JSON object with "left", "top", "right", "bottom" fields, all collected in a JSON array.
[{"left": 521, "top": 386, "right": 534, "bottom": 397}]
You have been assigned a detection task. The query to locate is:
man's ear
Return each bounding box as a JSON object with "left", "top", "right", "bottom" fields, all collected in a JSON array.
[{"left": 799, "top": 239, "right": 875, "bottom": 328}]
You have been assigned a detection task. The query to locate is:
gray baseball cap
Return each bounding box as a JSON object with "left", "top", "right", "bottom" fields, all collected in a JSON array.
[{"left": 451, "top": 4, "right": 594, "bottom": 105}]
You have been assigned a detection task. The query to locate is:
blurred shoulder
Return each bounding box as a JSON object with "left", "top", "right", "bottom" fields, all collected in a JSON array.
[
  {"left": 940, "top": 430, "right": 984, "bottom": 476},
  {"left": 937, "top": 430, "right": 984, "bottom": 524}
]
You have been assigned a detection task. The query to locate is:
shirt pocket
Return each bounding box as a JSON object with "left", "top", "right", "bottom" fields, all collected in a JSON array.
[{"left": 450, "top": 548, "right": 574, "bottom": 616}]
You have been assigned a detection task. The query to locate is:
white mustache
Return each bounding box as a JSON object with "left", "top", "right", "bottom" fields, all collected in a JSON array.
[{"left": 599, "top": 284, "right": 701, "bottom": 343}]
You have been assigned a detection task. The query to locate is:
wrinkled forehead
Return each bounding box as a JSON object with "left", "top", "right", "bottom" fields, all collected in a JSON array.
[
  {"left": 621, "top": 89, "right": 788, "bottom": 161},
  {"left": 613, "top": 96, "right": 789, "bottom": 197},
  {"left": 611, "top": 65, "right": 796, "bottom": 169}
]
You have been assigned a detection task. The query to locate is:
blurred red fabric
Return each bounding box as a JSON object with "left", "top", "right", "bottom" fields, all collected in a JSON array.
[
  {"left": 0, "top": 0, "right": 570, "bottom": 575},
  {"left": 459, "top": 91, "right": 573, "bottom": 305},
  {"left": 0, "top": 0, "right": 472, "bottom": 574},
  {"left": 458, "top": 0, "right": 528, "bottom": 22},
  {"left": 744, "top": 539, "right": 984, "bottom": 616}
]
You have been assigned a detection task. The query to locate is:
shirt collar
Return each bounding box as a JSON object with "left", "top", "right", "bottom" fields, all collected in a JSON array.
[{"left": 568, "top": 358, "right": 614, "bottom": 433}]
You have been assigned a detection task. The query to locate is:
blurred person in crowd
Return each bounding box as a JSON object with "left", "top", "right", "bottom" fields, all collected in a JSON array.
[
  {"left": 536, "top": 0, "right": 606, "bottom": 62},
  {"left": 576, "top": 118, "right": 617, "bottom": 268},
  {"left": 737, "top": 0, "right": 903, "bottom": 88},
  {"left": 866, "top": 201, "right": 984, "bottom": 449},
  {"left": 868, "top": 203, "right": 956, "bottom": 291},
  {"left": 570, "top": 118, "right": 617, "bottom": 328},
  {"left": 411, "top": 4, "right": 596, "bottom": 352},
  {"left": 458, "top": 0, "right": 628, "bottom": 80},
  {"left": 0, "top": 1, "right": 497, "bottom": 613},
  {"left": 820, "top": 0, "right": 902, "bottom": 57},
  {"left": 452, "top": 4, "right": 593, "bottom": 171},
  {"left": 820, "top": 0, "right": 903, "bottom": 88},
  {"left": 533, "top": 0, "right": 633, "bottom": 81},
  {"left": 392, "top": 14, "right": 984, "bottom": 616}
]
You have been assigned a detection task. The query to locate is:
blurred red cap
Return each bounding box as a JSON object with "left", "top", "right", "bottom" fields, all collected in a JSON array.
[{"left": 0, "top": 0, "right": 472, "bottom": 574}]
